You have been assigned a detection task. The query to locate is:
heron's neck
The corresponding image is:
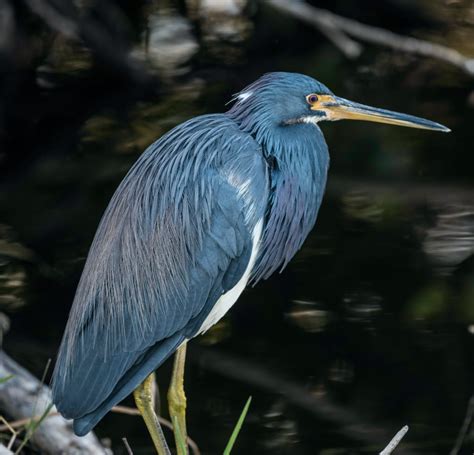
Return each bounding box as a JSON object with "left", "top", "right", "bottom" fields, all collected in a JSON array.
[{"left": 245, "top": 120, "right": 330, "bottom": 282}]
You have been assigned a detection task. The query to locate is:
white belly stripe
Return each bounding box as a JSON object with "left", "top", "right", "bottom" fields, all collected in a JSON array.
[{"left": 197, "top": 219, "right": 263, "bottom": 334}]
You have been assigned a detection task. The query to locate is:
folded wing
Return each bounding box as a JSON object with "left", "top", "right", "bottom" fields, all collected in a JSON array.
[{"left": 51, "top": 115, "right": 268, "bottom": 434}]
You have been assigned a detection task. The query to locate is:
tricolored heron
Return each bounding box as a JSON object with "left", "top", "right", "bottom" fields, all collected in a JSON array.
[{"left": 51, "top": 72, "right": 449, "bottom": 453}]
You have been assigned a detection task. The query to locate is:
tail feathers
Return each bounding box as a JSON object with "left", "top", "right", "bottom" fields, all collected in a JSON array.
[{"left": 71, "top": 333, "right": 185, "bottom": 436}]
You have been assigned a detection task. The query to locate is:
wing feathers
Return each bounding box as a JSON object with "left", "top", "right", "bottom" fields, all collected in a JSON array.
[{"left": 52, "top": 114, "right": 269, "bottom": 430}]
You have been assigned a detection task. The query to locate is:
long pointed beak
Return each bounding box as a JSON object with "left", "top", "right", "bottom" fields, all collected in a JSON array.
[{"left": 319, "top": 96, "right": 450, "bottom": 132}]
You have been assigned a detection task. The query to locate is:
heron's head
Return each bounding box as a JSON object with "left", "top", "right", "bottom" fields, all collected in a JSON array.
[{"left": 228, "top": 72, "right": 449, "bottom": 133}]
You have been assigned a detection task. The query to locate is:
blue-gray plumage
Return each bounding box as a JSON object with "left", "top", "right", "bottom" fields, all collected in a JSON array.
[{"left": 51, "top": 72, "right": 449, "bottom": 437}]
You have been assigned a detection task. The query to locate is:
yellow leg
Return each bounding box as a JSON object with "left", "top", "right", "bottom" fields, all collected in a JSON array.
[
  {"left": 168, "top": 342, "right": 188, "bottom": 455},
  {"left": 134, "top": 373, "right": 170, "bottom": 455}
]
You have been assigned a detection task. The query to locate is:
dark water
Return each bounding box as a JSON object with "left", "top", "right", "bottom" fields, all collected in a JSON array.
[{"left": 1, "top": 0, "right": 474, "bottom": 453}]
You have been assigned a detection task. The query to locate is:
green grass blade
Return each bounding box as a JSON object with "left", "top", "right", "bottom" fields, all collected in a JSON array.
[
  {"left": 15, "top": 402, "right": 53, "bottom": 454},
  {"left": 15, "top": 359, "right": 53, "bottom": 454},
  {"left": 223, "top": 396, "right": 252, "bottom": 455},
  {"left": 172, "top": 415, "right": 188, "bottom": 455},
  {"left": 0, "top": 375, "right": 14, "bottom": 384}
]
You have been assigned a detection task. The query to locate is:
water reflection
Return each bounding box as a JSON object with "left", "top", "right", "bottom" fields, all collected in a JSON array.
[
  {"left": 0, "top": 225, "right": 33, "bottom": 311},
  {"left": 328, "top": 358, "right": 354, "bottom": 385},
  {"left": 139, "top": 7, "right": 198, "bottom": 77},
  {"left": 342, "top": 289, "right": 382, "bottom": 327},
  {"left": 262, "top": 400, "right": 299, "bottom": 450},
  {"left": 342, "top": 191, "right": 387, "bottom": 224},
  {"left": 186, "top": 0, "right": 252, "bottom": 61},
  {"left": 423, "top": 203, "right": 474, "bottom": 275},
  {"left": 286, "top": 300, "right": 330, "bottom": 333}
]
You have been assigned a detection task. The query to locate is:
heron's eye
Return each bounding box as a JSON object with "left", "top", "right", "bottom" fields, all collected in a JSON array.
[{"left": 306, "top": 94, "right": 319, "bottom": 105}]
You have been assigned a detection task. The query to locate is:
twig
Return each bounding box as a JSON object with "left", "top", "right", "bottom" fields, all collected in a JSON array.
[
  {"left": 265, "top": 0, "right": 474, "bottom": 76},
  {"left": 122, "top": 437, "right": 134, "bottom": 455},
  {"left": 380, "top": 426, "right": 409, "bottom": 455},
  {"left": 450, "top": 395, "right": 474, "bottom": 455},
  {"left": 112, "top": 406, "right": 200, "bottom": 455},
  {"left": 0, "top": 416, "right": 36, "bottom": 432},
  {"left": 0, "top": 416, "right": 16, "bottom": 451},
  {"left": 14, "top": 403, "right": 53, "bottom": 454},
  {"left": 0, "top": 405, "right": 201, "bottom": 455}
]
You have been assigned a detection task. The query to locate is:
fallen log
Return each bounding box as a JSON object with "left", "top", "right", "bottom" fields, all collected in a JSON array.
[
  {"left": 0, "top": 350, "right": 111, "bottom": 454},
  {"left": 0, "top": 444, "right": 13, "bottom": 454}
]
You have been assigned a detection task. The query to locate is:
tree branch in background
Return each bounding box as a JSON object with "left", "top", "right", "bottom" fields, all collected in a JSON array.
[
  {"left": 0, "top": 0, "right": 15, "bottom": 51},
  {"left": 450, "top": 395, "right": 474, "bottom": 455},
  {"left": 24, "top": 0, "right": 78, "bottom": 39},
  {"left": 266, "top": 0, "right": 474, "bottom": 76},
  {"left": 265, "top": 0, "right": 363, "bottom": 58},
  {"left": 23, "top": 0, "right": 157, "bottom": 87}
]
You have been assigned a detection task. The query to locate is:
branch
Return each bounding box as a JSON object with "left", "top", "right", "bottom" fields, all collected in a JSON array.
[
  {"left": 0, "top": 350, "right": 111, "bottom": 454},
  {"left": 380, "top": 426, "right": 409, "bottom": 455},
  {"left": 24, "top": 0, "right": 78, "bottom": 39},
  {"left": 24, "top": 0, "right": 156, "bottom": 87},
  {"left": 265, "top": 0, "right": 474, "bottom": 76},
  {"left": 0, "top": 0, "right": 15, "bottom": 51},
  {"left": 122, "top": 438, "right": 134, "bottom": 455},
  {"left": 450, "top": 395, "right": 474, "bottom": 455},
  {"left": 266, "top": 0, "right": 362, "bottom": 58}
]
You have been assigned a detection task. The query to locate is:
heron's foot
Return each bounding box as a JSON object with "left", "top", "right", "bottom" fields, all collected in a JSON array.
[
  {"left": 134, "top": 373, "right": 171, "bottom": 455},
  {"left": 168, "top": 342, "right": 188, "bottom": 455}
]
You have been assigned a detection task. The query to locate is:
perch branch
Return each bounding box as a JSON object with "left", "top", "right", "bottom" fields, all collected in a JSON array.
[{"left": 266, "top": 0, "right": 474, "bottom": 75}]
